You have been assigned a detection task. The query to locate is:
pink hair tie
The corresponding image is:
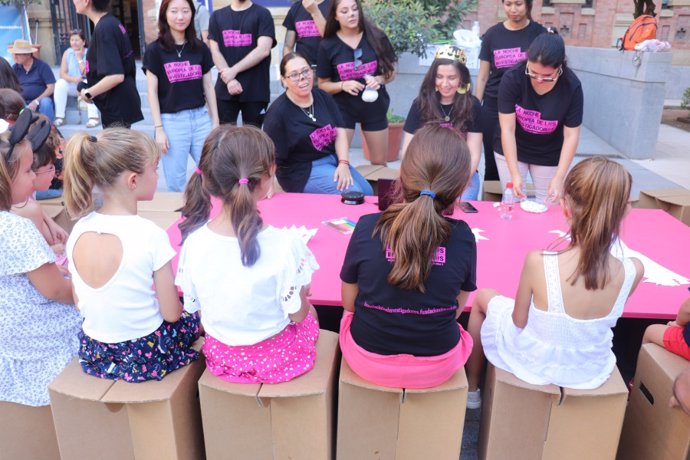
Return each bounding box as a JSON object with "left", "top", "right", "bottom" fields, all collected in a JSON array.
[
  {"left": 194, "top": 166, "right": 202, "bottom": 175},
  {"left": 238, "top": 178, "right": 249, "bottom": 185}
]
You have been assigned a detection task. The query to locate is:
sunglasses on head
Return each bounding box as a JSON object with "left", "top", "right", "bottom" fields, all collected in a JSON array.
[
  {"left": 353, "top": 48, "right": 362, "bottom": 69},
  {"left": 4, "top": 109, "right": 35, "bottom": 160}
]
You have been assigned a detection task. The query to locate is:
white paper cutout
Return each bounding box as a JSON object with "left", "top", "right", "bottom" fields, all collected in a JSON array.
[
  {"left": 472, "top": 228, "right": 489, "bottom": 242},
  {"left": 285, "top": 225, "right": 318, "bottom": 245}
]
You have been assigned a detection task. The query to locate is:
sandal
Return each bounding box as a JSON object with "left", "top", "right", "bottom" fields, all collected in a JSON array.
[
  {"left": 54, "top": 117, "right": 65, "bottom": 127},
  {"left": 86, "top": 118, "right": 100, "bottom": 129}
]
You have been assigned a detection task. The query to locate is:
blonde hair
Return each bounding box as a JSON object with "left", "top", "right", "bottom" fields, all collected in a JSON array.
[
  {"left": 63, "top": 129, "right": 159, "bottom": 218},
  {"left": 0, "top": 131, "right": 30, "bottom": 210}
]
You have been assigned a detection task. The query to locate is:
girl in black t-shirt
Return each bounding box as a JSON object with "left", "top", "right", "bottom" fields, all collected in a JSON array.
[
  {"left": 282, "top": 0, "right": 330, "bottom": 65},
  {"left": 143, "top": 0, "right": 219, "bottom": 192},
  {"left": 475, "top": 0, "right": 545, "bottom": 181},
  {"left": 317, "top": 0, "right": 396, "bottom": 166},
  {"left": 402, "top": 45, "right": 482, "bottom": 200},
  {"left": 340, "top": 125, "right": 476, "bottom": 389},
  {"left": 496, "top": 32, "right": 583, "bottom": 203},
  {"left": 263, "top": 52, "right": 372, "bottom": 195},
  {"left": 73, "top": 0, "right": 143, "bottom": 128}
]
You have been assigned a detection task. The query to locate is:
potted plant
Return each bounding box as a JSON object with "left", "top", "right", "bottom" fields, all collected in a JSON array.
[
  {"left": 680, "top": 87, "right": 690, "bottom": 124},
  {"left": 362, "top": 110, "right": 406, "bottom": 162}
]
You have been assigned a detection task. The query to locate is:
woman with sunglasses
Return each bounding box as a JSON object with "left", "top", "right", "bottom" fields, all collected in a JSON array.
[
  {"left": 54, "top": 29, "right": 101, "bottom": 128},
  {"left": 475, "top": 0, "right": 545, "bottom": 182},
  {"left": 317, "top": 0, "right": 396, "bottom": 166},
  {"left": 143, "top": 0, "right": 218, "bottom": 192},
  {"left": 496, "top": 32, "right": 583, "bottom": 203},
  {"left": 264, "top": 52, "right": 372, "bottom": 195}
]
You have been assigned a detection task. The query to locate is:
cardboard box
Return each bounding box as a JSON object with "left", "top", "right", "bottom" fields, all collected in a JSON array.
[
  {"left": 617, "top": 344, "right": 690, "bottom": 460},
  {"left": 355, "top": 165, "right": 400, "bottom": 194},
  {"left": 198, "top": 330, "right": 339, "bottom": 460},
  {"left": 138, "top": 192, "right": 185, "bottom": 212},
  {"left": 337, "top": 359, "right": 468, "bottom": 460},
  {"left": 0, "top": 402, "right": 60, "bottom": 460},
  {"left": 479, "top": 364, "right": 628, "bottom": 460},
  {"left": 635, "top": 188, "right": 690, "bottom": 226},
  {"left": 49, "top": 342, "right": 206, "bottom": 460},
  {"left": 138, "top": 210, "right": 181, "bottom": 230}
]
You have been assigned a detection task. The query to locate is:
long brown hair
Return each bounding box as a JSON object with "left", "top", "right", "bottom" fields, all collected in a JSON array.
[
  {"left": 374, "top": 124, "right": 472, "bottom": 291},
  {"left": 562, "top": 157, "right": 632, "bottom": 290},
  {"left": 179, "top": 125, "right": 275, "bottom": 267},
  {"left": 157, "top": 0, "right": 201, "bottom": 52},
  {"left": 0, "top": 133, "right": 30, "bottom": 211},
  {"left": 417, "top": 58, "right": 474, "bottom": 134}
]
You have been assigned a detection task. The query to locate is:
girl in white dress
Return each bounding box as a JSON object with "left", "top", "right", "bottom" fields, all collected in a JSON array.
[{"left": 465, "top": 157, "right": 644, "bottom": 408}]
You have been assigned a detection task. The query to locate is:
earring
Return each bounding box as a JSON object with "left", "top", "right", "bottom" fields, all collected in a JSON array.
[{"left": 457, "top": 83, "right": 471, "bottom": 95}]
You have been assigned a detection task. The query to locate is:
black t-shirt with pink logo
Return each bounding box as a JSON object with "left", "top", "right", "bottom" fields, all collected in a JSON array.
[
  {"left": 479, "top": 21, "right": 546, "bottom": 101},
  {"left": 340, "top": 213, "right": 477, "bottom": 356},
  {"left": 282, "top": 0, "right": 331, "bottom": 64},
  {"left": 404, "top": 96, "right": 482, "bottom": 135},
  {"left": 496, "top": 61, "right": 583, "bottom": 166},
  {"left": 142, "top": 41, "right": 213, "bottom": 114},
  {"left": 208, "top": 3, "right": 276, "bottom": 102},
  {"left": 263, "top": 88, "right": 344, "bottom": 192}
]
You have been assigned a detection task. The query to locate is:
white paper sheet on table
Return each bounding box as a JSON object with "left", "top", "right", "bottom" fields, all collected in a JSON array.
[{"left": 284, "top": 225, "right": 318, "bottom": 245}]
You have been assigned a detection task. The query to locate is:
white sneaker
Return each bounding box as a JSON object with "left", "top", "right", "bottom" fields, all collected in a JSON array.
[{"left": 467, "top": 389, "right": 481, "bottom": 410}]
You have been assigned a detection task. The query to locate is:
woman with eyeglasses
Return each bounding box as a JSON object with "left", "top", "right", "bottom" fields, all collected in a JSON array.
[
  {"left": 317, "top": 0, "right": 396, "bottom": 166},
  {"left": 264, "top": 52, "right": 372, "bottom": 195},
  {"left": 54, "top": 29, "right": 100, "bottom": 128},
  {"left": 496, "top": 32, "right": 583, "bottom": 203},
  {"left": 475, "top": 0, "right": 545, "bottom": 183},
  {"left": 143, "top": 0, "right": 218, "bottom": 192}
]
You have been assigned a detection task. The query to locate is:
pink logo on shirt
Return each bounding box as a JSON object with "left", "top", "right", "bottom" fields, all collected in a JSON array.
[
  {"left": 493, "top": 47, "right": 526, "bottom": 68},
  {"left": 336, "top": 60, "right": 378, "bottom": 81},
  {"left": 515, "top": 104, "right": 559, "bottom": 134},
  {"left": 222, "top": 29, "right": 253, "bottom": 47},
  {"left": 163, "top": 61, "right": 202, "bottom": 83},
  {"left": 295, "top": 20, "right": 320, "bottom": 38},
  {"left": 118, "top": 24, "right": 127, "bottom": 35},
  {"left": 385, "top": 246, "right": 446, "bottom": 266},
  {"left": 84, "top": 59, "right": 90, "bottom": 73},
  {"left": 309, "top": 124, "right": 337, "bottom": 151}
]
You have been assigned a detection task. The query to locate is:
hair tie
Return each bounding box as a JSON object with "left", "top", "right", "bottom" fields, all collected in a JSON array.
[
  {"left": 194, "top": 166, "right": 202, "bottom": 175},
  {"left": 238, "top": 177, "right": 249, "bottom": 185},
  {"left": 420, "top": 189, "right": 436, "bottom": 199},
  {"left": 88, "top": 135, "right": 97, "bottom": 143}
]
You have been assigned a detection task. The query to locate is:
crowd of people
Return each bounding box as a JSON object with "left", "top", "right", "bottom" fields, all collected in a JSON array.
[{"left": 1, "top": 0, "right": 689, "bottom": 445}]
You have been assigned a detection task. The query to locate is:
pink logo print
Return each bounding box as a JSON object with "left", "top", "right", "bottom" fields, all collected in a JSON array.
[
  {"left": 222, "top": 29, "right": 252, "bottom": 47},
  {"left": 336, "top": 60, "right": 378, "bottom": 81},
  {"left": 84, "top": 59, "right": 90, "bottom": 74},
  {"left": 118, "top": 24, "right": 127, "bottom": 35},
  {"left": 493, "top": 47, "right": 526, "bottom": 69},
  {"left": 163, "top": 61, "right": 202, "bottom": 83},
  {"left": 515, "top": 104, "right": 559, "bottom": 134},
  {"left": 295, "top": 20, "right": 320, "bottom": 38},
  {"left": 385, "top": 245, "right": 446, "bottom": 266},
  {"left": 309, "top": 124, "right": 337, "bottom": 151}
]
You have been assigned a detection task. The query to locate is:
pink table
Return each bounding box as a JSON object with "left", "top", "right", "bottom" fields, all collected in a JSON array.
[{"left": 166, "top": 193, "right": 690, "bottom": 319}]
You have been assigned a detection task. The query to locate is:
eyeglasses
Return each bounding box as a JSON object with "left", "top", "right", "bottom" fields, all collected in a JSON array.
[
  {"left": 285, "top": 67, "right": 313, "bottom": 82},
  {"left": 524, "top": 65, "right": 562, "bottom": 83},
  {"left": 353, "top": 48, "right": 362, "bottom": 69}
]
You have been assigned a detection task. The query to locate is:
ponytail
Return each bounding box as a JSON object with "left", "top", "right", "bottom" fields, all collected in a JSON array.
[
  {"left": 229, "top": 176, "right": 263, "bottom": 266},
  {"left": 179, "top": 168, "right": 211, "bottom": 243},
  {"left": 63, "top": 133, "right": 98, "bottom": 218}
]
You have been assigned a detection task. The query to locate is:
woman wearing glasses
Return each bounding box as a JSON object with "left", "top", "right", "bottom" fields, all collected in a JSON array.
[
  {"left": 496, "top": 32, "right": 583, "bottom": 203},
  {"left": 264, "top": 52, "right": 372, "bottom": 195},
  {"left": 317, "top": 0, "right": 396, "bottom": 166},
  {"left": 53, "top": 29, "right": 100, "bottom": 128},
  {"left": 143, "top": 0, "right": 218, "bottom": 192},
  {"left": 475, "top": 0, "right": 545, "bottom": 182}
]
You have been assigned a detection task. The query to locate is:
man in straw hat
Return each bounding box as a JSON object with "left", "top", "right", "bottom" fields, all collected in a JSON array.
[{"left": 10, "top": 39, "right": 56, "bottom": 121}]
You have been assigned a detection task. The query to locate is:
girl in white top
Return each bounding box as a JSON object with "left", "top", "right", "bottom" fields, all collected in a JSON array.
[
  {"left": 465, "top": 157, "right": 645, "bottom": 408},
  {"left": 64, "top": 128, "right": 200, "bottom": 382},
  {"left": 176, "top": 125, "right": 320, "bottom": 384}
]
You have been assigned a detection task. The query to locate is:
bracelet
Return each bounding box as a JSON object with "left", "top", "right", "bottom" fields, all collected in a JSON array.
[
  {"left": 340, "top": 81, "right": 344, "bottom": 91},
  {"left": 154, "top": 124, "right": 163, "bottom": 128},
  {"left": 338, "top": 159, "right": 349, "bottom": 165}
]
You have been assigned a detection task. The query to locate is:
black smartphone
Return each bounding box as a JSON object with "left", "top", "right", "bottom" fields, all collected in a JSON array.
[
  {"left": 458, "top": 201, "right": 478, "bottom": 213},
  {"left": 377, "top": 179, "right": 395, "bottom": 211}
]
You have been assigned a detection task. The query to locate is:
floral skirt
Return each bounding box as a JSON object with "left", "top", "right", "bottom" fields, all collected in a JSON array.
[
  {"left": 78, "top": 312, "right": 201, "bottom": 382},
  {"left": 204, "top": 313, "right": 320, "bottom": 384}
]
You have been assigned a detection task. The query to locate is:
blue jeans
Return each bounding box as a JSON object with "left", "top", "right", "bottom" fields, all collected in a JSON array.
[
  {"left": 38, "top": 97, "right": 55, "bottom": 122},
  {"left": 460, "top": 171, "right": 480, "bottom": 201},
  {"left": 303, "top": 156, "right": 374, "bottom": 196},
  {"left": 160, "top": 106, "right": 212, "bottom": 192},
  {"left": 35, "top": 188, "right": 63, "bottom": 200}
]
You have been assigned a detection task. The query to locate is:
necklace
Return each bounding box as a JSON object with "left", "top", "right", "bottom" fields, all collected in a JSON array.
[
  {"left": 175, "top": 42, "right": 186, "bottom": 58},
  {"left": 301, "top": 104, "right": 316, "bottom": 122},
  {"left": 440, "top": 104, "right": 453, "bottom": 122}
]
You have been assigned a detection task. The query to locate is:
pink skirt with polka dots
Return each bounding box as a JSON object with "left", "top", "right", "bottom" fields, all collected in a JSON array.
[{"left": 203, "top": 314, "right": 320, "bottom": 384}]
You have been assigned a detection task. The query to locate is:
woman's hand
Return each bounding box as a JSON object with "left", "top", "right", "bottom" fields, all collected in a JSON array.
[
  {"left": 547, "top": 174, "right": 564, "bottom": 203},
  {"left": 341, "top": 80, "right": 364, "bottom": 96},
  {"left": 333, "top": 162, "right": 354, "bottom": 191},
  {"left": 511, "top": 174, "right": 526, "bottom": 200},
  {"left": 227, "top": 79, "right": 243, "bottom": 96},
  {"left": 155, "top": 127, "right": 170, "bottom": 154},
  {"left": 364, "top": 74, "right": 381, "bottom": 90}
]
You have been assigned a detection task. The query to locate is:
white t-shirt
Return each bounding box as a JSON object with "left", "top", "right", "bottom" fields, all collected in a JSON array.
[
  {"left": 176, "top": 225, "right": 319, "bottom": 346},
  {"left": 67, "top": 212, "right": 176, "bottom": 343}
]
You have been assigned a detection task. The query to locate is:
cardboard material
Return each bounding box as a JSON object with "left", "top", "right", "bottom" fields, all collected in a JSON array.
[
  {"left": 138, "top": 210, "right": 182, "bottom": 230},
  {"left": 337, "top": 359, "right": 468, "bottom": 460},
  {"left": 355, "top": 165, "right": 400, "bottom": 194},
  {"left": 49, "top": 340, "right": 206, "bottom": 460},
  {"left": 479, "top": 364, "right": 628, "bottom": 460},
  {"left": 617, "top": 344, "right": 690, "bottom": 460},
  {"left": 0, "top": 402, "right": 60, "bottom": 460},
  {"left": 198, "top": 330, "right": 339, "bottom": 460},
  {"left": 40, "top": 203, "right": 76, "bottom": 234},
  {"left": 138, "top": 192, "right": 185, "bottom": 212},
  {"left": 635, "top": 188, "right": 690, "bottom": 226}
]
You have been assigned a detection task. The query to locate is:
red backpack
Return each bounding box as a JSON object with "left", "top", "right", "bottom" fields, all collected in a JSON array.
[{"left": 621, "top": 15, "right": 657, "bottom": 50}]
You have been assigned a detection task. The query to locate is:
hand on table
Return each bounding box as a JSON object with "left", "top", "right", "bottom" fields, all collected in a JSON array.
[
  {"left": 547, "top": 175, "right": 564, "bottom": 204},
  {"left": 510, "top": 175, "right": 526, "bottom": 200}
]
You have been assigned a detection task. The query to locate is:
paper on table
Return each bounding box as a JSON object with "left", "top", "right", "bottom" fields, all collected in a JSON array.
[
  {"left": 284, "top": 225, "right": 318, "bottom": 245},
  {"left": 322, "top": 217, "right": 356, "bottom": 235}
]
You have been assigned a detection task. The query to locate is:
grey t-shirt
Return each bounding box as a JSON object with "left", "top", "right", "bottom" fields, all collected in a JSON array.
[{"left": 194, "top": 1, "right": 210, "bottom": 40}]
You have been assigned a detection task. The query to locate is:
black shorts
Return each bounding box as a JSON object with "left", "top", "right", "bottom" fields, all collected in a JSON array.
[{"left": 334, "top": 88, "right": 389, "bottom": 131}]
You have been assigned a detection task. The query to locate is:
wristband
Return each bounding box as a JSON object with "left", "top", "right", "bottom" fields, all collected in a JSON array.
[
  {"left": 340, "top": 81, "right": 344, "bottom": 91},
  {"left": 338, "top": 159, "right": 349, "bottom": 165},
  {"left": 154, "top": 124, "right": 163, "bottom": 128}
]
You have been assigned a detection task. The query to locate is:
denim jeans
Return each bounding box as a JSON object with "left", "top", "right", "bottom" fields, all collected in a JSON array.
[
  {"left": 160, "top": 106, "right": 212, "bottom": 192},
  {"left": 303, "top": 155, "right": 374, "bottom": 196},
  {"left": 460, "top": 171, "right": 480, "bottom": 201},
  {"left": 37, "top": 97, "right": 55, "bottom": 122}
]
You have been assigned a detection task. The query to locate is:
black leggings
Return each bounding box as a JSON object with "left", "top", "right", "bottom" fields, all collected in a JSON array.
[{"left": 217, "top": 99, "right": 268, "bottom": 128}]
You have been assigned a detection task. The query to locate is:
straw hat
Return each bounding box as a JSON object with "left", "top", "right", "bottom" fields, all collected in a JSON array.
[{"left": 8, "top": 39, "right": 37, "bottom": 55}]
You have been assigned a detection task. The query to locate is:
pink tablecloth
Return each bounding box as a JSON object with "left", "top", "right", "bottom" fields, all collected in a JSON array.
[{"left": 166, "top": 193, "right": 690, "bottom": 320}]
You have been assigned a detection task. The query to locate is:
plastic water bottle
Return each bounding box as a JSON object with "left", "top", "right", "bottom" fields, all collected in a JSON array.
[
  {"left": 471, "top": 21, "right": 480, "bottom": 37},
  {"left": 500, "top": 182, "right": 515, "bottom": 220}
]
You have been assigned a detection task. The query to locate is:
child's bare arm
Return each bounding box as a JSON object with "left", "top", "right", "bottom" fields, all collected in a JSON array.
[
  {"left": 153, "top": 261, "right": 183, "bottom": 323},
  {"left": 676, "top": 297, "right": 690, "bottom": 327},
  {"left": 512, "top": 252, "right": 537, "bottom": 328},
  {"left": 289, "top": 284, "right": 313, "bottom": 323},
  {"left": 27, "top": 263, "right": 74, "bottom": 305}
]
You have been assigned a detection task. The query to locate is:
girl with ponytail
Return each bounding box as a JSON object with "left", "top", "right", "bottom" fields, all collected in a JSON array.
[
  {"left": 177, "top": 125, "right": 320, "bottom": 384},
  {"left": 339, "top": 124, "right": 476, "bottom": 389},
  {"left": 63, "top": 128, "right": 200, "bottom": 382}
]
